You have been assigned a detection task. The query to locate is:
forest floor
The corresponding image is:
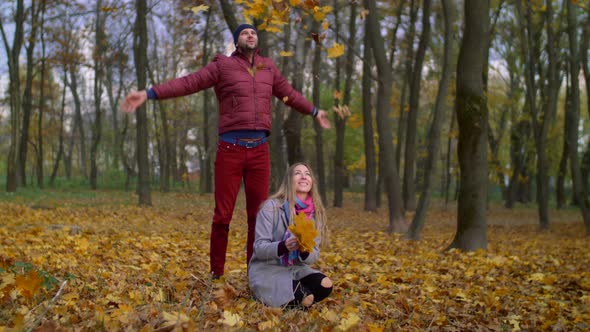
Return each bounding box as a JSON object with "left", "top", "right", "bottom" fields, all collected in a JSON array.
[{"left": 0, "top": 190, "right": 588, "bottom": 331}]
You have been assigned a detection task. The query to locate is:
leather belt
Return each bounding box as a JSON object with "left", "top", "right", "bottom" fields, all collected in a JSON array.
[{"left": 220, "top": 136, "right": 267, "bottom": 148}]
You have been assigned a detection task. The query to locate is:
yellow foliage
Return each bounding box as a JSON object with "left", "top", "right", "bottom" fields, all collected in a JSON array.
[
  {"left": 288, "top": 212, "right": 318, "bottom": 252},
  {"left": 279, "top": 51, "right": 293, "bottom": 57},
  {"left": 0, "top": 195, "right": 589, "bottom": 330}
]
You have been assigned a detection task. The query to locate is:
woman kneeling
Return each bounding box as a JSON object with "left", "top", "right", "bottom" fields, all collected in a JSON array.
[{"left": 248, "top": 163, "right": 333, "bottom": 308}]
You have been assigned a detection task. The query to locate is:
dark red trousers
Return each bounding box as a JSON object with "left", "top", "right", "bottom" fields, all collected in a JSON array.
[{"left": 210, "top": 141, "right": 270, "bottom": 276}]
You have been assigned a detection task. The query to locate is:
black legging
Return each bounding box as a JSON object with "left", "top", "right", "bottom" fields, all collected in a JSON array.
[{"left": 288, "top": 272, "right": 332, "bottom": 307}]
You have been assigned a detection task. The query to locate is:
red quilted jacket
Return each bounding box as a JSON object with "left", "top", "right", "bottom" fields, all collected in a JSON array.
[{"left": 151, "top": 49, "right": 314, "bottom": 135}]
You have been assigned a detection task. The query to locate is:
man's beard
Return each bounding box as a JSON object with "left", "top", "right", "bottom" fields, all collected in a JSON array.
[{"left": 238, "top": 40, "right": 258, "bottom": 52}]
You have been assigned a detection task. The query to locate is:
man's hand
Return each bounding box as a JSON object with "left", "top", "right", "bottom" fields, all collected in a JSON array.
[
  {"left": 121, "top": 90, "right": 147, "bottom": 113},
  {"left": 315, "top": 110, "right": 331, "bottom": 129}
]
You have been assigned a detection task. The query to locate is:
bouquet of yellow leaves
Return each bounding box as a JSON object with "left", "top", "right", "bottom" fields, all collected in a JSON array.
[{"left": 288, "top": 212, "right": 318, "bottom": 253}]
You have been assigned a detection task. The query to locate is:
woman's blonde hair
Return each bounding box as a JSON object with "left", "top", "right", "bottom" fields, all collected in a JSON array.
[{"left": 269, "top": 162, "right": 327, "bottom": 243}]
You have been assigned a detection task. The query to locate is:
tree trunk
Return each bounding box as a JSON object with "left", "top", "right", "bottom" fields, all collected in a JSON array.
[
  {"left": 18, "top": 1, "right": 42, "bottom": 187},
  {"left": 284, "top": 23, "right": 311, "bottom": 164},
  {"left": 332, "top": 1, "right": 342, "bottom": 207},
  {"left": 534, "top": 0, "right": 560, "bottom": 229},
  {"left": 36, "top": 3, "right": 46, "bottom": 188},
  {"left": 311, "top": 19, "right": 326, "bottom": 203},
  {"left": 444, "top": 109, "right": 456, "bottom": 206},
  {"left": 395, "top": 0, "right": 418, "bottom": 171},
  {"left": 333, "top": 2, "right": 357, "bottom": 207},
  {"left": 403, "top": 0, "right": 431, "bottom": 212},
  {"left": 198, "top": 10, "right": 213, "bottom": 194},
  {"left": 365, "top": 0, "right": 406, "bottom": 233},
  {"left": 50, "top": 70, "right": 68, "bottom": 186},
  {"left": 270, "top": 20, "right": 291, "bottom": 191},
  {"left": 91, "top": 0, "right": 106, "bottom": 190},
  {"left": 69, "top": 69, "right": 87, "bottom": 179},
  {"left": 565, "top": 0, "right": 590, "bottom": 234},
  {"left": 407, "top": 0, "right": 453, "bottom": 240},
  {"left": 218, "top": 0, "right": 238, "bottom": 32},
  {"left": 581, "top": 14, "right": 590, "bottom": 196},
  {"left": 1, "top": 0, "right": 25, "bottom": 192},
  {"left": 448, "top": 0, "right": 489, "bottom": 251},
  {"left": 134, "top": 0, "right": 151, "bottom": 205},
  {"left": 362, "top": 18, "right": 377, "bottom": 212}
]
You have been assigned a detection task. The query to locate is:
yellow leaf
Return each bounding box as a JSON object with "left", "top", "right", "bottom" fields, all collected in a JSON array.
[
  {"left": 257, "top": 316, "right": 278, "bottom": 330},
  {"left": 322, "top": 21, "right": 329, "bottom": 30},
  {"left": 333, "top": 90, "right": 343, "bottom": 100},
  {"left": 218, "top": 310, "right": 242, "bottom": 327},
  {"left": 321, "top": 308, "right": 339, "bottom": 323},
  {"left": 337, "top": 313, "right": 360, "bottom": 331},
  {"left": 188, "top": 5, "right": 209, "bottom": 14},
  {"left": 280, "top": 51, "right": 294, "bottom": 57},
  {"left": 528, "top": 273, "right": 545, "bottom": 282},
  {"left": 290, "top": 0, "right": 301, "bottom": 6},
  {"left": 327, "top": 42, "right": 345, "bottom": 58},
  {"left": 162, "top": 311, "right": 189, "bottom": 328},
  {"left": 288, "top": 213, "right": 318, "bottom": 252},
  {"left": 368, "top": 323, "right": 385, "bottom": 332}
]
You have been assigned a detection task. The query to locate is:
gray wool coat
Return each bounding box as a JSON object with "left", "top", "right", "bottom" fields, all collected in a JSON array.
[{"left": 248, "top": 199, "right": 321, "bottom": 307}]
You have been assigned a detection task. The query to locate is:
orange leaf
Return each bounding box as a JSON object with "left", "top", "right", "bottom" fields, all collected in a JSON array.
[{"left": 15, "top": 270, "right": 43, "bottom": 300}]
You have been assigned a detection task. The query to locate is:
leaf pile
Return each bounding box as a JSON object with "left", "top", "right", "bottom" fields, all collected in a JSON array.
[
  {"left": 0, "top": 192, "right": 589, "bottom": 331},
  {"left": 288, "top": 212, "right": 319, "bottom": 252}
]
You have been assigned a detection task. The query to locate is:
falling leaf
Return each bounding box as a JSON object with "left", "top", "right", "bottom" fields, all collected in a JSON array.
[
  {"left": 327, "top": 42, "right": 345, "bottom": 58},
  {"left": 195, "top": 52, "right": 204, "bottom": 62},
  {"left": 288, "top": 213, "right": 318, "bottom": 252},
  {"left": 333, "top": 105, "right": 351, "bottom": 119},
  {"left": 282, "top": 96, "right": 289, "bottom": 103},
  {"left": 272, "top": 0, "right": 288, "bottom": 12},
  {"left": 218, "top": 310, "right": 243, "bottom": 327},
  {"left": 280, "top": 51, "right": 294, "bottom": 57},
  {"left": 322, "top": 21, "right": 329, "bottom": 31},
  {"left": 101, "top": 7, "right": 118, "bottom": 12},
  {"left": 360, "top": 8, "right": 369, "bottom": 19},
  {"left": 333, "top": 90, "right": 343, "bottom": 101},
  {"left": 188, "top": 5, "right": 209, "bottom": 14}
]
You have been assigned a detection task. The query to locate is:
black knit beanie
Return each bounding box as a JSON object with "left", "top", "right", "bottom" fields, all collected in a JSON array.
[{"left": 233, "top": 24, "right": 257, "bottom": 45}]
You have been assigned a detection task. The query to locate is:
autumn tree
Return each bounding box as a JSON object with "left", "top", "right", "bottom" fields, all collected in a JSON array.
[
  {"left": 565, "top": 0, "right": 590, "bottom": 235},
  {"left": 364, "top": 0, "right": 406, "bottom": 233},
  {"left": 133, "top": 0, "right": 151, "bottom": 205},
  {"left": 0, "top": 0, "right": 25, "bottom": 192},
  {"left": 362, "top": 13, "right": 377, "bottom": 212},
  {"left": 402, "top": 0, "right": 431, "bottom": 212},
  {"left": 448, "top": 0, "right": 489, "bottom": 250},
  {"left": 407, "top": 0, "right": 454, "bottom": 240},
  {"left": 333, "top": 1, "right": 356, "bottom": 208}
]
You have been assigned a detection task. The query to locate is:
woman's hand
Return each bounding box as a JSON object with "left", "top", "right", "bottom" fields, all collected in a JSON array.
[
  {"left": 121, "top": 90, "right": 147, "bottom": 113},
  {"left": 285, "top": 236, "right": 299, "bottom": 252}
]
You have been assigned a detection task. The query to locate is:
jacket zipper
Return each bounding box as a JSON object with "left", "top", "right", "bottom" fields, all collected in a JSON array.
[{"left": 252, "top": 57, "right": 258, "bottom": 127}]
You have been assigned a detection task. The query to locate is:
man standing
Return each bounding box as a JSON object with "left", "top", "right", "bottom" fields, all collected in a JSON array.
[{"left": 122, "top": 24, "right": 331, "bottom": 278}]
